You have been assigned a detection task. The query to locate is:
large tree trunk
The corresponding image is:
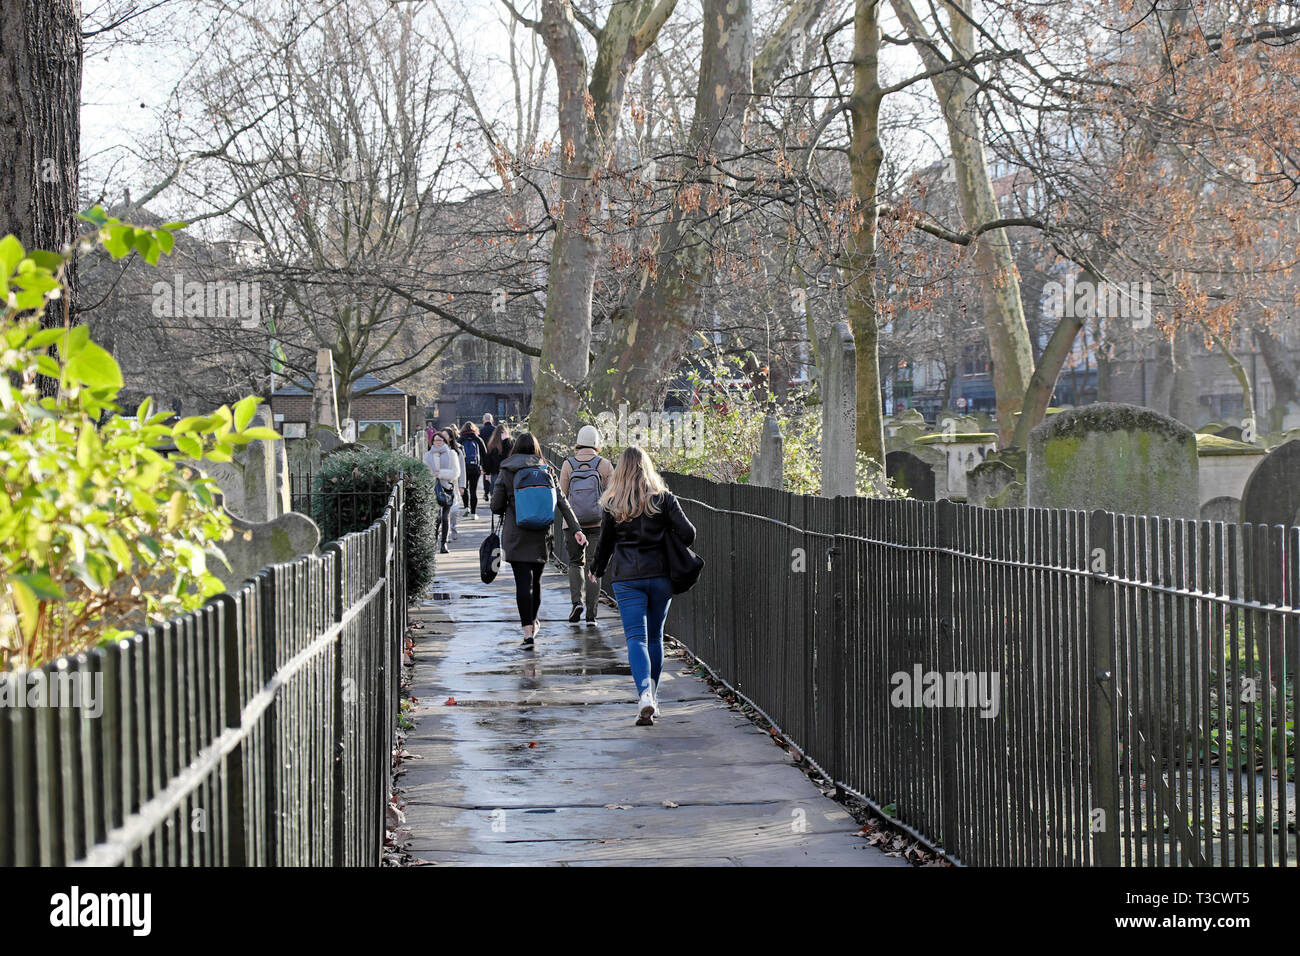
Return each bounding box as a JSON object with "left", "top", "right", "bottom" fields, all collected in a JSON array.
[
  {"left": 1254, "top": 324, "right": 1298, "bottom": 431},
  {"left": 0, "top": 0, "right": 83, "bottom": 394},
  {"left": 528, "top": 0, "right": 676, "bottom": 442},
  {"left": 840, "top": 0, "right": 885, "bottom": 463},
  {"left": 890, "top": 0, "right": 1033, "bottom": 446},
  {"left": 585, "top": 0, "right": 753, "bottom": 417}
]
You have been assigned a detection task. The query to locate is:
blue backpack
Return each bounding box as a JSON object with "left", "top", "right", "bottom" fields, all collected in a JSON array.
[
  {"left": 512, "top": 463, "right": 557, "bottom": 531},
  {"left": 464, "top": 437, "right": 480, "bottom": 466}
]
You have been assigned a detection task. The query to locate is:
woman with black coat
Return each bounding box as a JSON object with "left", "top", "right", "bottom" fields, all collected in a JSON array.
[
  {"left": 589, "top": 445, "right": 696, "bottom": 725},
  {"left": 490, "top": 432, "right": 585, "bottom": 647},
  {"left": 482, "top": 423, "right": 512, "bottom": 499}
]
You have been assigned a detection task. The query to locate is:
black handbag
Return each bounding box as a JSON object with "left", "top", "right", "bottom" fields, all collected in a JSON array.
[
  {"left": 664, "top": 530, "right": 704, "bottom": 595},
  {"left": 434, "top": 479, "right": 453, "bottom": 508},
  {"left": 479, "top": 516, "right": 502, "bottom": 584}
]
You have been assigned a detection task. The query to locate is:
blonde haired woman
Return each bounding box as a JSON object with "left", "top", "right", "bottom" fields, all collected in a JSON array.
[{"left": 589, "top": 446, "right": 696, "bottom": 725}]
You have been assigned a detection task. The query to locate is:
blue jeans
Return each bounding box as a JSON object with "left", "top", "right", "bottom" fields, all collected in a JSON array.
[{"left": 612, "top": 576, "right": 673, "bottom": 696}]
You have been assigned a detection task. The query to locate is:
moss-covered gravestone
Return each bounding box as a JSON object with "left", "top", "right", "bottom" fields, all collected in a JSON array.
[{"left": 1027, "top": 403, "right": 1199, "bottom": 518}]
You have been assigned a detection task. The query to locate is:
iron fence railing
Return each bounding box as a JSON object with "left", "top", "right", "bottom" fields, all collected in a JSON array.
[
  {"left": 662, "top": 473, "right": 1297, "bottom": 867},
  {"left": 0, "top": 483, "right": 408, "bottom": 866}
]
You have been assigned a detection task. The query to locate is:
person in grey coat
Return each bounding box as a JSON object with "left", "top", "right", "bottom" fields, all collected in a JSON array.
[{"left": 489, "top": 432, "right": 585, "bottom": 647}]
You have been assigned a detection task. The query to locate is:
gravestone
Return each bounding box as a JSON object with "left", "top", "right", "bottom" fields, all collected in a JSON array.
[
  {"left": 968, "top": 460, "right": 1018, "bottom": 509},
  {"left": 213, "top": 510, "right": 321, "bottom": 592},
  {"left": 1196, "top": 434, "right": 1266, "bottom": 512},
  {"left": 886, "top": 450, "right": 936, "bottom": 501},
  {"left": 234, "top": 407, "right": 279, "bottom": 522},
  {"left": 913, "top": 432, "right": 997, "bottom": 499},
  {"left": 313, "top": 348, "right": 339, "bottom": 431},
  {"left": 1240, "top": 439, "right": 1300, "bottom": 528},
  {"left": 749, "top": 415, "right": 784, "bottom": 490},
  {"left": 1200, "top": 496, "right": 1240, "bottom": 523},
  {"left": 1027, "top": 403, "right": 1199, "bottom": 518},
  {"left": 1239, "top": 439, "right": 1300, "bottom": 674},
  {"left": 820, "top": 321, "right": 857, "bottom": 497}
]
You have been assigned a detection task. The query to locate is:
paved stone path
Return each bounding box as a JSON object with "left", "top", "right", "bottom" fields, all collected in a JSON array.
[{"left": 399, "top": 520, "right": 906, "bottom": 867}]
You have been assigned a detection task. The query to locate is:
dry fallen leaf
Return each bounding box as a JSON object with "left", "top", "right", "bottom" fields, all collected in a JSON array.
[
  {"left": 661, "top": 800, "right": 679, "bottom": 809},
  {"left": 603, "top": 803, "right": 633, "bottom": 810},
  {"left": 444, "top": 697, "right": 456, "bottom": 706}
]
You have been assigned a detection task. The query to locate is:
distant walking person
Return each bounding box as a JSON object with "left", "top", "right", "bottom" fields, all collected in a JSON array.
[
  {"left": 590, "top": 447, "right": 696, "bottom": 726},
  {"left": 490, "top": 433, "right": 585, "bottom": 648},
  {"left": 480, "top": 413, "right": 496, "bottom": 445},
  {"left": 459, "top": 422, "right": 487, "bottom": 518},
  {"left": 422, "top": 431, "right": 461, "bottom": 554},
  {"left": 559, "top": 425, "right": 613, "bottom": 625},
  {"left": 482, "top": 422, "right": 512, "bottom": 501},
  {"left": 442, "top": 427, "right": 467, "bottom": 540}
]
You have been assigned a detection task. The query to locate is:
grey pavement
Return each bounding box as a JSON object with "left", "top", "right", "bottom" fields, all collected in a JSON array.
[{"left": 400, "top": 516, "right": 907, "bottom": 867}]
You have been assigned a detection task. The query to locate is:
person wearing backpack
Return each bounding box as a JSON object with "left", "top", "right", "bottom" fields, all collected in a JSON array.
[
  {"left": 459, "top": 422, "right": 487, "bottom": 518},
  {"left": 490, "top": 432, "right": 586, "bottom": 648},
  {"left": 589, "top": 446, "right": 696, "bottom": 725},
  {"left": 558, "top": 424, "right": 614, "bottom": 625}
]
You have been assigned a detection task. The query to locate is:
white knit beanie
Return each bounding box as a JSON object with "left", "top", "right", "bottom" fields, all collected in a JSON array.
[{"left": 575, "top": 424, "right": 601, "bottom": 449}]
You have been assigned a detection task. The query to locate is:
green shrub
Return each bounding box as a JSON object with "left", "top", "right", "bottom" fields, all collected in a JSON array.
[
  {"left": 1, "top": 214, "right": 277, "bottom": 671},
  {"left": 312, "top": 447, "right": 437, "bottom": 595}
]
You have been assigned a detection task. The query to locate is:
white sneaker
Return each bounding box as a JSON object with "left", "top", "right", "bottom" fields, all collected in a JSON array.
[
  {"left": 636, "top": 688, "right": 656, "bottom": 725},
  {"left": 651, "top": 680, "right": 661, "bottom": 717}
]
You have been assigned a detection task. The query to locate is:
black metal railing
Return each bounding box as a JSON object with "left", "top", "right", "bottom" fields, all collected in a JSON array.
[
  {"left": 663, "top": 473, "right": 1297, "bottom": 867},
  {"left": 0, "top": 483, "right": 408, "bottom": 866}
]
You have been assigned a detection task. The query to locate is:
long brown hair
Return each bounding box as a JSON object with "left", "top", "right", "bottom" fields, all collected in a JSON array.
[
  {"left": 512, "top": 431, "right": 544, "bottom": 462},
  {"left": 487, "top": 423, "right": 511, "bottom": 454},
  {"left": 599, "top": 446, "right": 668, "bottom": 522}
]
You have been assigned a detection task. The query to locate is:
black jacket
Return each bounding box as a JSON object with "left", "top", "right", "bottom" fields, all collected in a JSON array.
[
  {"left": 482, "top": 437, "right": 512, "bottom": 475},
  {"left": 591, "top": 492, "right": 696, "bottom": 583}
]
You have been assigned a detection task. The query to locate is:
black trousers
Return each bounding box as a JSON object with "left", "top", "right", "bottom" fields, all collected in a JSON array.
[
  {"left": 510, "top": 561, "right": 545, "bottom": 625},
  {"left": 465, "top": 463, "right": 482, "bottom": 513}
]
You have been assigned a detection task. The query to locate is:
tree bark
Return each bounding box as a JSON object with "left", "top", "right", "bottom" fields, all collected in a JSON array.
[
  {"left": 891, "top": 0, "right": 1034, "bottom": 445},
  {"left": 585, "top": 0, "right": 753, "bottom": 418},
  {"left": 0, "top": 0, "right": 83, "bottom": 394},
  {"left": 1254, "top": 324, "right": 1298, "bottom": 431},
  {"left": 840, "top": 0, "right": 885, "bottom": 463},
  {"left": 528, "top": 0, "right": 677, "bottom": 442}
]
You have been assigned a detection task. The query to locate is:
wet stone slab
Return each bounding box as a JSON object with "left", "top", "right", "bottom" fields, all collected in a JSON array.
[{"left": 401, "top": 538, "right": 906, "bottom": 867}]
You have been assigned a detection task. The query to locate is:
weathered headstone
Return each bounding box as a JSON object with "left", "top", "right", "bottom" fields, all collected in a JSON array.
[
  {"left": 1027, "top": 403, "right": 1199, "bottom": 518},
  {"left": 313, "top": 348, "right": 339, "bottom": 431},
  {"left": 1239, "top": 439, "right": 1300, "bottom": 673},
  {"left": 234, "top": 407, "right": 279, "bottom": 522},
  {"left": 749, "top": 415, "right": 784, "bottom": 490},
  {"left": 1240, "top": 439, "right": 1300, "bottom": 528},
  {"left": 821, "top": 321, "right": 856, "bottom": 497},
  {"left": 968, "top": 459, "right": 1018, "bottom": 509},
  {"left": 885, "top": 450, "right": 936, "bottom": 501},
  {"left": 1199, "top": 496, "right": 1240, "bottom": 523},
  {"left": 1196, "top": 434, "right": 1266, "bottom": 513},
  {"left": 212, "top": 510, "right": 321, "bottom": 592},
  {"left": 913, "top": 432, "right": 997, "bottom": 499}
]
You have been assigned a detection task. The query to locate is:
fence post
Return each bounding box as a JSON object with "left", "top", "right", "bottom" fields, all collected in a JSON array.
[
  {"left": 935, "top": 499, "right": 958, "bottom": 858},
  {"left": 323, "top": 541, "right": 345, "bottom": 865},
  {"left": 213, "top": 593, "right": 246, "bottom": 866},
  {"left": 1087, "top": 509, "right": 1121, "bottom": 866}
]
